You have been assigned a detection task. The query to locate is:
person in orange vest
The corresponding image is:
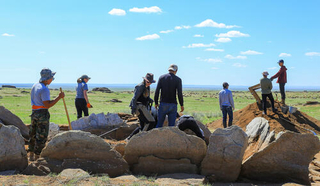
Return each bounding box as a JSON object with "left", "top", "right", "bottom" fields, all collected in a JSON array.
[{"left": 28, "top": 68, "right": 65, "bottom": 161}]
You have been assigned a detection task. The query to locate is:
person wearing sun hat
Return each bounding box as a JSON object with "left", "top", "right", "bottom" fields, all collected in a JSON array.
[
  {"left": 28, "top": 68, "right": 65, "bottom": 161},
  {"left": 128, "top": 73, "right": 156, "bottom": 140},
  {"left": 154, "top": 64, "right": 184, "bottom": 128},
  {"left": 261, "top": 71, "right": 277, "bottom": 115},
  {"left": 75, "top": 74, "right": 92, "bottom": 119},
  {"left": 270, "top": 59, "right": 287, "bottom": 105}
]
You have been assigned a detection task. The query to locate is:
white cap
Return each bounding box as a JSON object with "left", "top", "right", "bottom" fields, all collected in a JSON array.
[
  {"left": 168, "top": 64, "right": 178, "bottom": 72},
  {"left": 262, "top": 71, "right": 269, "bottom": 76}
]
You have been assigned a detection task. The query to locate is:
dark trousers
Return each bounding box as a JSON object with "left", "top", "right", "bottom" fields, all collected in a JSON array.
[
  {"left": 75, "top": 98, "right": 88, "bottom": 119},
  {"left": 222, "top": 106, "right": 233, "bottom": 128},
  {"left": 177, "top": 117, "right": 204, "bottom": 140},
  {"left": 279, "top": 83, "right": 286, "bottom": 100},
  {"left": 262, "top": 93, "right": 275, "bottom": 114},
  {"left": 128, "top": 106, "right": 156, "bottom": 139}
]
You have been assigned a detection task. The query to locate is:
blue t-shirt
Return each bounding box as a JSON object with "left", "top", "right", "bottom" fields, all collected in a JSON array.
[
  {"left": 31, "top": 83, "right": 50, "bottom": 110},
  {"left": 76, "top": 82, "right": 88, "bottom": 99}
]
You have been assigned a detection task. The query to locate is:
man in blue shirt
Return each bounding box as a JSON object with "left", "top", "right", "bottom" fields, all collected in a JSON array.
[
  {"left": 219, "top": 82, "right": 235, "bottom": 128},
  {"left": 29, "top": 68, "right": 64, "bottom": 161}
]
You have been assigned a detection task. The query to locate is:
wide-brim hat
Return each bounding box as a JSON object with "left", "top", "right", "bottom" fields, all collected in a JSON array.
[
  {"left": 143, "top": 73, "right": 156, "bottom": 83},
  {"left": 39, "top": 68, "right": 56, "bottom": 82}
]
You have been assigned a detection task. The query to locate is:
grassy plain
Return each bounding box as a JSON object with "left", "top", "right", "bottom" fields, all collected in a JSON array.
[{"left": 0, "top": 87, "right": 319, "bottom": 125}]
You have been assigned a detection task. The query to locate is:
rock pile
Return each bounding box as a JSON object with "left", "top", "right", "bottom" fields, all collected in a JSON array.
[{"left": 92, "top": 87, "right": 113, "bottom": 93}]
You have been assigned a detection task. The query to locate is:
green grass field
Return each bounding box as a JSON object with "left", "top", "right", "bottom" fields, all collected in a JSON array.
[{"left": 0, "top": 87, "right": 319, "bottom": 125}]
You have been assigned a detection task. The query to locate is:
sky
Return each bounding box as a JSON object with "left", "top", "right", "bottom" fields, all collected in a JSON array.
[{"left": 0, "top": 0, "right": 320, "bottom": 87}]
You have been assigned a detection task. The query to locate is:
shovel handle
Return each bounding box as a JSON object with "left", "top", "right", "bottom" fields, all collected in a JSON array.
[{"left": 60, "top": 88, "right": 72, "bottom": 130}]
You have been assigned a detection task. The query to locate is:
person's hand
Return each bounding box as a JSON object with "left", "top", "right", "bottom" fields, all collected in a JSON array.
[
  {"left": 131, "top": 108, "right": 136, "bottom": 116},
  {"left": 180, "top": 106, "right": 184, "bottom": 112},
  {"left": 59, "top": 92, "right": 65, "bottom": 99},
  {"left": 155, "top": 104, "right": 159, "bottom": 109},
  {"left": 270, "top": 78, "right": 274, "bottom": 81},
  {"left": 87, "top": 103, "right": 93, "bottom": 108}
]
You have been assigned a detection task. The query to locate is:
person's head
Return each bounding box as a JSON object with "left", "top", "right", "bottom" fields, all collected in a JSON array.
[
  {"left": 262, "top": 71, "right": 269, "bottom": 78},
  {"left": 278, "top": 59, "right": 284, "bottom": 66},
  {"left": 40, "top": 68, "right": 56, "bottom": 85},
  {"left": 77, "top": 75, "right": 91, "bottom": 83},
  {"left": 223, "top": 82, "right": 229, "bottom": 89},
  {"left": 168, "top": 64, "right": 178, "bottom": 74},
  {"left": 143, "top": 73, "right": 156, "bottom": 87}
]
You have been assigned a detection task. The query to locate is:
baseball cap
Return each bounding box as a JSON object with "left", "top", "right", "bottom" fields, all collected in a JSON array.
[
  {"left": 168, "top": 64, "right": 178, "bottom": 72},
  {"left": 278, "top": 59, "right": 284, "bottom": 64},
  {"left": 80, "top": 75, "right": 91, "bottom": 80},
  {"left": 262, "top": 71, "right": 269, "bottom": 76}
]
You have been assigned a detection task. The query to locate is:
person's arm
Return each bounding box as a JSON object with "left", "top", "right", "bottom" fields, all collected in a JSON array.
[
  {"left": 130, "top": 85, "right": 144, "bottom": 112},
  {"left": 269, "top": 80, "right": 273, "bottom": 90},
  {"left": 43, "top": 92, "right": 64, "bottom": 109},
  {"left": 271, "top": 67, "right": 284, "bottom": 80},
  {"left": 229, "top": 91, "right": 235, "bottom": 110},
  {"left": 177, "top": 78, "right": 184, "bottom": 112},
  {"left": 154, "top": 78, "right": 161, "bottom": 109},
  {"left": 219, "top": 92, "right": 222, "bottom": 110}
]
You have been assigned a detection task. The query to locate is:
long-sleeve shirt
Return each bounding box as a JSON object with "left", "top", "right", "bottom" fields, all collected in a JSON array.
[
  {"left": 219, "top": 88, "right": 234, "bottom": 110},
  {"left": 154, "top": 73, "right": 184, "bottom": 106},
  {"left": 129, "top": 82, "right": 152, "bottom": 110},
  {"left": 271, "top": 66, "right": 287, "bottom": 84},
  {"left": 260, "top": 77, "right": 273, "bottom": 94}
]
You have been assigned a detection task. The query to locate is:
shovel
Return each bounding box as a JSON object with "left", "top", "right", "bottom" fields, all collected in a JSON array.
[{"left": 60, "top": 88, "right": 72, "bottom": 130}]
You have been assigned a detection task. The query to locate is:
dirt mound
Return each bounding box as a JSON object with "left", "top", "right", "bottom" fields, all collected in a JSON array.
[{"left": 207, "top": 101, "right": 320, "bottom": 134}]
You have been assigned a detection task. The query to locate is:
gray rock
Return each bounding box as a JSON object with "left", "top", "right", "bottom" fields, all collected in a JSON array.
[
  {"left": 241, "top": 131, "right": 320, "bottom": 185},
  {"left": 39, "top": 131, "right": 129, "bottom": 177},
  {"left": 155, "top": 173, "right": 205, "bottom": 186},
  {"left": 0, "top": 124, "right": 28, "bottom": 172},
  {"left": 124, "top": 127, "right": 207, "bottom": 175},
  {"left": 0, "top": 106, "right": 29, "bottom": 139},
  {"left": 201, "top": 125, "right": 248, "bottom": 182},
  {"left": 58, "top": 168, "right": 90, "bottom": 181},
  {"left": 47, "top": 122, "right": 60, "bottom": 141}
]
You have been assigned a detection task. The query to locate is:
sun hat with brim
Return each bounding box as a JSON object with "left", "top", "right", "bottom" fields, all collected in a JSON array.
[
  {"left": 262, "top": 71, "right": 269, "bottom": 76},
  {"left": 80, "top": 75, "right": 91, "bottom": 80},
  {"left": 143, "top": 73, "right": 156, "bottom": 83},
  {"left": 39, "top": 68, "right": 56, "bottom": 82},
  {"left": 168, "top": 64, "right": 178, "bottom": 72}
]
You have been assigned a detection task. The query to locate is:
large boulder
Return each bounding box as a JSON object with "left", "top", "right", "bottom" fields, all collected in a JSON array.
[
  {"left": 124, "top": 127, "right": 207, "bottom": 175},
  {"left": 0, "top": 123, "right": 28, "bottom": 171},
  {"left": 201, "top": 125, "right": 248, "bottom": 182},
  {"left": 0, "top": 106, "right": 29, "bottom": 139},
  {"left": 241, "top": 131, "right": 320, "bottom": 185},
  {"left": 37, "top": 131, "right": 129, "bottom": 177}
]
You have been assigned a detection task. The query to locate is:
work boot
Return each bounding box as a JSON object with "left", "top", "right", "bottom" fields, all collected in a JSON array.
[{"left": 29, "top": 152, "right": 35, "bottom": 161}]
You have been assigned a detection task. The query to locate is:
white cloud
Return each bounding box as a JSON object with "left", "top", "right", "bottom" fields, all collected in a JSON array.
[
  {"left": 233, "top": 63, "right": 247, "bottom": 68},
  {"left": 194, "top": 34, "right": 204, "bottom": 37},
  {"left": 215, "top": 38, "right": 232, "bottom": 43},
  {"left": 212, "top": 67, "right": 219, "bottom": 70},
  {"left": 204, "top": 58, "right": 223, "bottom": 63},
  {"left": 136, "top": 34, "right": 160, "bottom": 40},
  {"left": 305, "top": 52, "right": 320, "bottom": 56},
  {"left": 205, "top": 48, "right": 224, "bottom": 52},
  {"left": 216, "top": 30, "right": 250, "bottom": 38},
  {"left": 174, "top": 25, "right": 191, "bottom": 30},
  {"left": 194, "top": 19, "right": 239, "bottom": 28},
  {"left": 183, "top": 43, "right": 215, "bottom": 48},
  {"left": 160, "top": 30, "right": 173, "bottom": 34},
  {"left": 225, "top": 54, "right": 247, "bottom": 59},
  {"left": 129, "top": 6, "right": 162, "bottom": 13},
  {"left": 279, "top": 53, "right": 291, "bottom": 57},
  {"left": 39, "top": 51, "right": 45, "bottom": 54},
  {"left": 268, "top": 67, "right": 277, "bottom": 70},
  {"left": 108, "top": 8, "right": 126, "bottom": 16},
  {"left": 2, "top": 33, "right": 15, "bottom": 37},
  {"left": 240, "top": 50, "right": 263, "bottom": 55}
]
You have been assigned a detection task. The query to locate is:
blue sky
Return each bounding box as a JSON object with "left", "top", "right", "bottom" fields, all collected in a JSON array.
[{"left": 1, "top": 0, "right": 319, "bottom": 87}]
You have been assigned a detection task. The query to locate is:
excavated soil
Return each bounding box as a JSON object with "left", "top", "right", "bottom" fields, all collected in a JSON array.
[{"left": 207, "top": 101, "right": 320, "bottom": 134}]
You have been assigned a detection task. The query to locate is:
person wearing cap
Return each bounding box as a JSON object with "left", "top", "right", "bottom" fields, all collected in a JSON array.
[
  {"left": 29, "top": 68, "right": 65, "bottom": 161},
  {"left": 75, "top": 75, "right": 92, "bottom": 119},
  {"left": 154, "top": 64, "right": 184, "bottom": 128},
  {"left": 128, "top": 73, "right": 156, "bottom": 140},
  {"left": 270, "top": 59, "right": 287, "bottom": 105},
  {"left": 261, "top": 71, "right": 277, "bottom": 115},
  {"left": 219, "top": 82, "right": 234, "bottom": 128}
]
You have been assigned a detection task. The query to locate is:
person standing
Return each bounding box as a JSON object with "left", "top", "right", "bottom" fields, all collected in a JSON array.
[
  {"left": 128, "top": 73, "right": 156, "bottom": 140},
  {"left": 260, "top": 71, "right": 277, "bottom": 115},
  {"left": 219, "top": 82, "right": 234, "bottom": 128},
  {"left": 75, "top": 75, "right": 92, "bottom": 119},
  {"left": 29, "top": 68, "right": 65, "bottom": 160},
  {"left": 154, "top": 64, "right": 184, "bottom": 127},
  {"left": 270, "top": 59, "right": 287, "bottom": 105}
]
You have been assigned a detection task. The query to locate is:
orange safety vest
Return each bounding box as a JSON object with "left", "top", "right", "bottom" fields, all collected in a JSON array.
[{"left": 32, "top": 105, "right": 48, "bottom": 110}]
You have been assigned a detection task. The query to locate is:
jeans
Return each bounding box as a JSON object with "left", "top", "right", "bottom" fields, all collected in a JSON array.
[
  {"left": 156, "top": 102, "right": 177, "bottom": 128},
  {"left": 221, "top": 105, "right": 233, "bottom": 128},
  {"left": 262, "top": 93, "right": 275, "bottom": 114},
  {"left": 75, "top": 98, "right": 88, "bottom": 119},
  {"left": 279, "top": 83, "right": 286, "bottom": 100}
]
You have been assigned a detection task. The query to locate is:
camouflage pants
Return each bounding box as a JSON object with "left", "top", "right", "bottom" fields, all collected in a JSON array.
[{"left": 28, "top": 109, "right": 50, "bottom": 155}]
